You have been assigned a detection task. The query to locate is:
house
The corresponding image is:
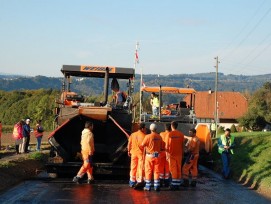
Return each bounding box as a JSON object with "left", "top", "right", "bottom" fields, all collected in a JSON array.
[{"left": 184, "top": 90, "right": 248, "bottom": 127}]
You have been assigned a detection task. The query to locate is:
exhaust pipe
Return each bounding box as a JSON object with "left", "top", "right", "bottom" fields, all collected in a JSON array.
[{"left": 103, "top": 67, "right": 109, "bottom": 106}]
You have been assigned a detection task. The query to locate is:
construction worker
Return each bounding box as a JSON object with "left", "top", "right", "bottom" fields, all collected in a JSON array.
[
  {"left": 150, "top": 93, "right": 159, "bottom": 116},
  {"left": 141, "top": 123, "right": 164, "bottom": 191},
  {"left": 182, "top": 128, "right": 200, "bottom": 187},
  {"left": 127, "top": 123, "right": 146, "bottom": 188},
  {"left": 73, "top": 121, "right": 95, "bottom": 184},
  {"left": 218, "top": 128, "right": 235, "bottom": 179},
  {"left": 159, "top": 123, "right": 171, "bottom": 187},
  {"left": 210, "top": 119, "right": 217, "bottom": 138},
  {"left": 166, "top": 121, "right": 184, "bottom": 190}
]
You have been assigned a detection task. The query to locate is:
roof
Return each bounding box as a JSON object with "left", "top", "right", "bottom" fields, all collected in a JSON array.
[
  {"left": 141, "top": 86, "right": 196, "bottom": 94},
  {"left": 61, "top": 65, "right": 135, "bottom": 79},
  {"left": 184, "top": 91, "right": 248, "bottom": 119}
]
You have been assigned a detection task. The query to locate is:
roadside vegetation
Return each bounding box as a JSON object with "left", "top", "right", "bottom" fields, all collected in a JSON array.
[
  {"left": 212, "top": 131, "right": 271, "bottom": 193},
  {"left": 238, "top": 82, "right": 271, "bottom": 131},
  {"left": 0, "top": 89, "right": 59, "bottom": 131}
]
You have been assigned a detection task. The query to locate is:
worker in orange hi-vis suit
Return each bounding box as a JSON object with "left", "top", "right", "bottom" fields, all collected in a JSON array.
[
  {"left": 182, "top": 128, "right": 200, "bottom": 187},
  {"left": 127, "top": 123, "right": 146, "bottom": 188},
  {"left": 141, "top": 123, "right": 165, "bottom": 191},
  {"left": 166, "top": 121, "right": 184, "bottom": 191},
  {"left": 72, "top": 121, "right": 95, "bottom": 184},
  {"left": 159, "top": 123, "right": 171, "bottom": 187}
]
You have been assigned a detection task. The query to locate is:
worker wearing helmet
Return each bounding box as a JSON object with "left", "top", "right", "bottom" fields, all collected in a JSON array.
[
  {"left": 182, "top": 128, "right": 200, "bottom": 187},
  {"left": 141, "top": 123, "right": 164, "bottom": 191},
  {"left": 127, "top": 123, "right": 146, "bottom": 188},
  {"left": 166, "top": 121, "right": 184, "bottom": 190},
  {"left": 159, "top": 123, "right": 171, "bottom": 187}
]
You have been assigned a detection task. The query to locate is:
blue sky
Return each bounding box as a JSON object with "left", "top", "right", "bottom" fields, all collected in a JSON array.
[{"left": 0, "top": 0, "right": 271, "bottom": 77}]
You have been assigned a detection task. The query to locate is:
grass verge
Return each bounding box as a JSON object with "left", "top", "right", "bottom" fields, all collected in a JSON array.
[{"left": 212, "top": 131, "right": 271, "bottom": 194}]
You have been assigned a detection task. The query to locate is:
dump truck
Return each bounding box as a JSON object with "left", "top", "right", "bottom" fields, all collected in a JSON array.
[{"left": 46, "top": 65, "right": 135, "bottom": 176}]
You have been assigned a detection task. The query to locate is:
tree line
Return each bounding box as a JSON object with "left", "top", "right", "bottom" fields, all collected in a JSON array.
[
  {"left": 0, "top": 89, "right": 59, "bottom": 132},
  {"left": 0, "top": 82, "right": 270, "bottom": 132}
]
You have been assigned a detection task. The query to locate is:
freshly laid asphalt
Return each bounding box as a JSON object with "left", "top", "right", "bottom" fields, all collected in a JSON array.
[{"left": 0, "top": 166, "right": 270, "bottom": 204}]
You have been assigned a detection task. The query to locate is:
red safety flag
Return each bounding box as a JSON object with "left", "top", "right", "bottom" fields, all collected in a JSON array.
[{"left": 135, "top": 49, "right": 139, "bottom": 64}]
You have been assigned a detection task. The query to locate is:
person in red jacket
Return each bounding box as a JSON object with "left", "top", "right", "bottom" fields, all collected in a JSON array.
[
  {"left": 159, "top": 123, "right": 171, "bottom": 187},
  {"left": 166, "top": 121, "right": 184, "bottom": 190},
  {"left": 141, "top": 123, "right": 165, "bottom": 191},
  {"left": 182, "top": 128, "right": 200, "bottom": 187},
  {"left": 127, "top": 123, "right": 146, "bottom": 188}
]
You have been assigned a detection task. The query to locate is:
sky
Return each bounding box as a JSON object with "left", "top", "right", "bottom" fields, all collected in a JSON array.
[{"left": 0, "top": 0, "right": 271, "bottom": 77}]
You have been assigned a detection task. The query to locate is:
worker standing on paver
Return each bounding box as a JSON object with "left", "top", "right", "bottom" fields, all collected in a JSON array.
[
  {"left": 210, "top": 119, "right": 217, "bottom": 138},
  {"left": 159, "top": 123, "right": 171, "bottom": 187},
  {"left": 166, "top": 121, "right": 184, "bottom": 190},
  {"left": 218, "top": 128, "right": 235, "bottom": 179},
  {"left": 182, "top": 128, "right": 200, "bottom": 187},
  {"left": 127, "top": 123, "right": 146, "bottom": 188},
  {"left": 141, "top": 123, "right": 164, "bottom": 191}
]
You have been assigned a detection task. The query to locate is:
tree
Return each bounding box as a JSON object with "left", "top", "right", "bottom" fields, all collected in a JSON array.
[{"left": 238, "top": 82, "right": 271, "bottom": 130}]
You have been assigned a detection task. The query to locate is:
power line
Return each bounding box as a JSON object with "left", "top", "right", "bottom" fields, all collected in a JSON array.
[
  {"left": 221, "top": 6, "right": 271, "bottom": 61},
  {"left": 217, "top": 0, "right": 267, "bottom": 57},
  {"left": 238, "top": 31, "right": 271, "bottom": 64}
]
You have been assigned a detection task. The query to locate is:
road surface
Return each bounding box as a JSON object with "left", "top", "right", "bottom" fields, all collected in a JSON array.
[{"left": 0, "top": 166, "right": 270, "bottom": 204}]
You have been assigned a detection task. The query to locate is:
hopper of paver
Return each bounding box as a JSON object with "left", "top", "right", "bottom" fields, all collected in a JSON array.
[{"left": 46, "top": 65, "right": 135, "bottom": 176}]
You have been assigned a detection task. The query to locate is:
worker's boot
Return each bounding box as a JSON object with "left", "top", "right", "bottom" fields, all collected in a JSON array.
[
  {"left": 87, "top": 178, "right": 95, "bottom": 184},
  {"left": 181, "top": 179, "right": 189, "bottom": 187},
  {"left": 169, "top": 184, "right": 178, "bottom": 191},
  {"left": 190, "top": 180, "right": 197, "bottom": 187},
  {"left": 154, "top": 187, "right": 160, "bottom": 192},
  {"left": 72, "top": 176, "right": 82, "bottom": 184},
  {"left": 129, "top": 180, "right": 136, "bottom": 188},
  {"left": 160, "top": 179, "right": 164, "bottom": 187},
  {"left": 164, "top": 179, "right": 170, "bottom": 188},
  {"left": 134, "top": 181, "right": 145, "bottom": 190},
  {"left": 144, "top": 181, "right": 151, "bottom": 191}
]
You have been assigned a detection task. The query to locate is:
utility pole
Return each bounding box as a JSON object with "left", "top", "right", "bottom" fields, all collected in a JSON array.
[{"left": 214, "top": 56, "right": 220, "bottom": 138}]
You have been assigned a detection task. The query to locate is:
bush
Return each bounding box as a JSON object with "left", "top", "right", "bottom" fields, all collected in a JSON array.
[
  {"left": 230, "top": 124, "right": 237, "bottom": 133},
  {"left": 217, "top": 126, "right": 225, "bottom": 135}
]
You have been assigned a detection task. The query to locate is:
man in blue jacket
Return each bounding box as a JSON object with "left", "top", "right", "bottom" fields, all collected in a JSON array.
[
  {"left": 22, "top": 118, "right": 31, "bottom": 153},
  {"left": 218, "top": 128, "right": 235, "bottom": 179}
]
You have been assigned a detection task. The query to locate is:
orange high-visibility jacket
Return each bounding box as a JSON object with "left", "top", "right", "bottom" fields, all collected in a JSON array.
[
  {"left": 166, "top": 130, "right": 184, "bottom": 156},
  {"left": 141, "top": 132, "right": 165, "bottom": 154},
  {"left": 128, "top": 130, "right": 146, "bottom": 155}
]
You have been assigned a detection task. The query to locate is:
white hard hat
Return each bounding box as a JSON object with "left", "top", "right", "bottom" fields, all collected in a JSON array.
[{"left": 150, "top": 123, "right": 157, "bottom": 131}]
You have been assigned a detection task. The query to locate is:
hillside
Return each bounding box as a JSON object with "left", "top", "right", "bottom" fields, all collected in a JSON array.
[{"left": 0, "top": 72, "right": 271, "bottom": 95}]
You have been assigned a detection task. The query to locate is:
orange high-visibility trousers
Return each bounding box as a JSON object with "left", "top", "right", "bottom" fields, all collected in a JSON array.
[
  {"left": 168, "top": 155, "right": 182, "bottom": 179},
  {"left": 77, "top": 150, "right": 93, "bottom": 179},
  {"left": 130, "top": 153, "right": 144, "bottom": 182},
  {"left": 144, "top": 155, "right": 160, "bottom": 181},
  {"left": 159, "top": 151, "right": 169, "bottom": 179},
  {"left": 182, "top": 154, "right": 199, "bottom": 180}
]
